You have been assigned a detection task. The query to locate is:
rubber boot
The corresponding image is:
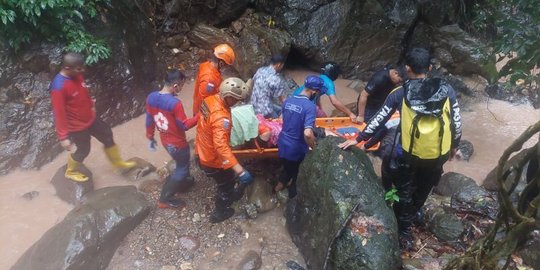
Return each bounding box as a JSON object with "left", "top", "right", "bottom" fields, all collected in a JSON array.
[
  {"left": 104, "top": 145, "right": 136, "bottom": 169},
  {"left": 65, "top": 154, "right": 89, "bottom": 182},
  {"left": 209, "top": 206, "right": 234, "bottom": 223},
  {"left": 158, "top": 177, "right": 186, "bottom": 209},
  {"left": 231, "top": 182, "right": 248, "bottom": 202}
]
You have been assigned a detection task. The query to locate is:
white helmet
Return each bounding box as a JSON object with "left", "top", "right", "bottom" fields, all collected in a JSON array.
[{"left": 219, "top": 77, "right": 250, "bottom": 100}]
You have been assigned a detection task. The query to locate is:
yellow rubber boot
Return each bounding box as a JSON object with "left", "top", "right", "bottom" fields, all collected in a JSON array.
[
  {"left": 104, "top": 145, "right": 136, "bottom": 169},
  {"left": 65, "top": 155, "right": 89, "bottom": 182}
]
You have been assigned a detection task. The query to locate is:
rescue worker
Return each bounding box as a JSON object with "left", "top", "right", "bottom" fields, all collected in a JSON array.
[
  {"left": 355, "top": 65, "right": 404, "bottom": 123},
  {"left": 249, "top": 54, "right": 287, "bottom": 118},
  {"left": 293, "top": 62, "right": 357, "bottom": 122},
  {"left": 49, "top": 52, "right": 135, "bottom": 182},
  {"left": 195, "top": 77, "right": 254, "bottom": 223},
  {"left": 275, "top": 75, "right": 321, "bottom": 198},
  {"left": 338, "top": 48, "right": 462, "bottom": 250},
  {"left": 192, "top": 43, "right": 235, "bottom": 116},
  {"left": 145, "top": 69, "right": 199, "bottom": 209}
]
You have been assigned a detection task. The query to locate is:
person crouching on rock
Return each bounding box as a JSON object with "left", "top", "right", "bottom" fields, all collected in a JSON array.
[
  {"left": 275, "top": 75, "right": 321, "bottom": 198},
  {"left": 145, "top": 69, "right": 199, "bottom": 209},
  {"left": 195, "top": 77, "right": 254, "bottom": 223},
  {"left": 49, "top": 52, "right": 136, "bottom": 182}
]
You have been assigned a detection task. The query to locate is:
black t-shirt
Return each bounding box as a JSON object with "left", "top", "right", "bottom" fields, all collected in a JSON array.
[{"left": 363, "top": 67, "right": 396, "bottom": 120}]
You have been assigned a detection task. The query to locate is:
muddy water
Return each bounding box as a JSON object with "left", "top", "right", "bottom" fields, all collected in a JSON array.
[{"left": 0, "top": 70, "right": 538, "bottom": 269}]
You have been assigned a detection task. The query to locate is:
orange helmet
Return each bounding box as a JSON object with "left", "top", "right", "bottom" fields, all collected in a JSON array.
[{"left": 213, "top": 44, "right": 235, "bottom": 65}]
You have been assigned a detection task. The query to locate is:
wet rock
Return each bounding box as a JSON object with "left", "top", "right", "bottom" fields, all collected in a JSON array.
[
  {"left": 180, "top": 262, "right": 193, "bottom": 270},
  {"left": 234, "top": 24, "right": 292, "bottom": 80},
  {"left": 286, "top": 260, "right": 306, "bottom": 270},
  {"left": 0, "top": 0, "right": 157, "bottom": 174},
  {"left": 485, "top": 82, "right": 533, "bottom": 106},
  {"left": 178, "top": 235, "right": 200, "bottom": 252},
  {"left": 122, "top": 157, "right": 157, "bottom": 181},
  {"left": 285, "top": 136, "right": 400, "bottom": 270},
  {"left": 434, "top": 172, "right": 478, "bottom": 197},
  {"left": 51, "top": 164, "right": 94, "bottom": 205},
  {"left": 426, "top": 208, "right": 464, "bottom": 242},
  {"left": 483, "top": 147, "right": 533, "bottom": 191},
  {"left": 187, "top": 24, "right": 236, "bottom": 51},
  {"left": 12, "top": 186, "right": 151, "bottom": 270},
  {"left": 517, "top": 231, "right": 540, "bottom": 270},
  {"left": 256, "top": 0, "right": 405, "bottom": 78},
  {"left": 237, "top": 250, "right": 262, "bottom": 270},
  {"left": 161, "top": 266, "right": 176, "bottom": 270},
  {"left": 164, "top": 35, "right": 191, "bottom": 50},
  {"left": 402, "top": 257, "right": 448, "bottom": 270},
  {"left": 246, "top": 177, "right": 278, "bottom": 213},
  {"left": 411, "top": 24, "right": 497, "bottom": 81},
  {"left": 457, "top": 139, "right": 474, "bottom": 161},
  {"left": 22, "top": 190, "right": 39, "bottom": 200}
]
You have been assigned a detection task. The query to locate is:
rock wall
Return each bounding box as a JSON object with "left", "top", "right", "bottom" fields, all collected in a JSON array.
[{"left": 0, "top": 0, "right": 158, "bottom": 174}]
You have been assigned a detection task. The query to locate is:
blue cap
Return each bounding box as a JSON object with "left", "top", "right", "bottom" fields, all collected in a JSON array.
[{"left": 304, "top": 75, "right": 326, "bottom": 94}]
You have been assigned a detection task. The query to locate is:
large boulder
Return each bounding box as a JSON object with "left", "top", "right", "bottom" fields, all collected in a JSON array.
[
  {"left": 0, "top": 0, "right": 157, "bottom": 174},
  {"left": 410, "top": 23, "right": 497, "bottom": 82},
  {"left": 234, "top": 24, "right": 292, "bottom": 79},
  {"left": 285, "top": 136, "right": 400, "bottom": 270},
  {"left": 187, "top": 24, "right": 237, "bottom": 50},
  {"left": 11, "top": 186, "right": 151, "bottom": 270}
]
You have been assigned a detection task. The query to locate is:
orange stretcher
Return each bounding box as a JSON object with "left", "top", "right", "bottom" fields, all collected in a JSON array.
[{"left": 232, "top": 117, "right": 380, "bottom": 159}]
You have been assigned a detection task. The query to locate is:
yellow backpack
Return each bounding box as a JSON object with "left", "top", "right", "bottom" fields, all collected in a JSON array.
[{"left": 400, "top": 79, "right": 452, "bottom": 160}]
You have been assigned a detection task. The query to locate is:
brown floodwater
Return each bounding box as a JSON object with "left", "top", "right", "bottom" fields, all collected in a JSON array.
[{"left": 0, "top": 70, "right": 538, "bottom": 269}]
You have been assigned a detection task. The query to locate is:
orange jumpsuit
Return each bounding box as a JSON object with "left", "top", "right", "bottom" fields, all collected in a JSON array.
[
  {"left": 195, "top": 95, "right": 238, "bottom": 170},
  {"left": 192, "top": 61, "right": 222, "bottom": 116}
]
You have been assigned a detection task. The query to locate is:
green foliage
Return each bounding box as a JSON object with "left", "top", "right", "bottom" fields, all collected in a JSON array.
[
  {"left": 472, "top": 0, "right": 540, "bottom": 85},
  {"left": 0, "top": 0, "right": 111, "bottom": 64},
  {"left": 384, "top": 188, "right": 399, "bottom": 205}
]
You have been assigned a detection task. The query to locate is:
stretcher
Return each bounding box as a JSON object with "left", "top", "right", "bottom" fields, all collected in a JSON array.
[{"left": 232, "top": 117, "right": 380, "bottom": 159}]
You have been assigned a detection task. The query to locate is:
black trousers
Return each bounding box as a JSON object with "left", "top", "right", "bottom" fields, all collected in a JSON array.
[
  {"left": 200, "top": 165, "right": 237, "bottom": 210},
  {"left": 279, "top": 158, "right": 303, "bottom": 198},
  {"left": 391, "top": 155, "right": 448, "bottom": 233},
  {"left": 70, "top": 118, "right": 115, "bottom": 162}
]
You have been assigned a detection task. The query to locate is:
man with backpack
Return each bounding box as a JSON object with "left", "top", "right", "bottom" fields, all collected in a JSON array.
[{"left": 339, "top": 47, "right": 462, "bottom": 250}]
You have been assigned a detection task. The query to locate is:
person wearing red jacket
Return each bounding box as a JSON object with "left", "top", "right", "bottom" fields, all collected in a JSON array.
[
  {"left": 192, "top": 44, "right": 235, "bottom": 116},
  {"left": 146, "top": 69, "right": 199, "bottom": 209},
  {"left": 49, "top": 52, "right": 135, "bottom": 182},
  {"left": 195, "top": 77, "right": 254, "bottom": 223}
]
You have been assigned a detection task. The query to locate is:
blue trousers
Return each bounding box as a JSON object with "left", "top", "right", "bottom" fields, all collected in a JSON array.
[{"left": 166, "top": 145, "right": 190, "bottom": 183}]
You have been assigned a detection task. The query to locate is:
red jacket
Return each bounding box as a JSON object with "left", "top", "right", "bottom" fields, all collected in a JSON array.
[
  {"left": 192, "top": 61, "right": 222, "bottom": 116},
  {"left": 49, "top": 73, "right": 95, "bottom": 140}
]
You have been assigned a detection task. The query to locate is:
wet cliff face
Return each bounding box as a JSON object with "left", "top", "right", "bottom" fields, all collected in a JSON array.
[
  {"left": 255, "top": 0, "right": 494, "bottom": 80},
  {"left": 0, "top": 0, "right": 158, "bottom": 174}
]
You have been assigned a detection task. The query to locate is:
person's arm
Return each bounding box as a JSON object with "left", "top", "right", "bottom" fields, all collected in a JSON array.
[
  {"left": 145, "top": 103, "right": 155, "bottom": 140},
  {"left": 50, "top": 89, "right": 70, "bottom": 141},
  {"left": 356, "top": 90, "right": 370, "bottom": 122},
  {"left": 174, "top": 101, "right": 199, "bottom": 130},
  {"left": 328, "top": 94, "right": 356, "bottom": 120},
  {"left": 447, "top": 86, "right": 463, "bottom": 159},
  {"left": 338, "top": 87, "right": 403, "bottom": 150},
  {"left": 304, "top": 103, "right": 317, "bottom": 148}
]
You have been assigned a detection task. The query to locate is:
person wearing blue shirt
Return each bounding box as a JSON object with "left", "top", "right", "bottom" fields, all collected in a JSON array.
[
  {"left": 293, "top": 62, "right": 358, "bottom": 122},
  {"left": 276, "top": 75, "right": 322, "bottom": 198}
]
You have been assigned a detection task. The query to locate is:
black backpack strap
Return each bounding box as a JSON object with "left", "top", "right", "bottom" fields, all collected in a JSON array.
[{"left": 408, "top": 115, "right": 421, "bottom": 156}]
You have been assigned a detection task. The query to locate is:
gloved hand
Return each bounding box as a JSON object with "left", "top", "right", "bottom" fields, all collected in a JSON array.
[
  {"left": 238, "top": 170, "right": 253, "bottom": 185},
  {"left": 148, "top": 138, "right": 158, "bottom": 152}
]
